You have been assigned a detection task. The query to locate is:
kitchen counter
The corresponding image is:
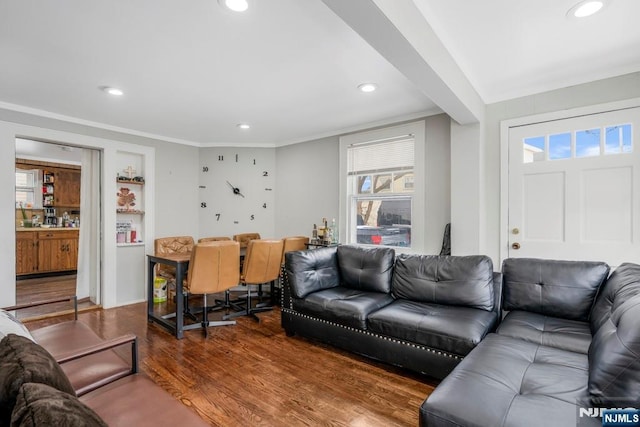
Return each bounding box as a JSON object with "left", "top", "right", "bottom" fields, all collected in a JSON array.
[{"left": 16, "top": 227, "right": 79, "bottom": 232}]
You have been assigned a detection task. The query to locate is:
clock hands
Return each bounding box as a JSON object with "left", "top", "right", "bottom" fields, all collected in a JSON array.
[{"left": 226, "top": 180, "right": 245, "bottom": 198}]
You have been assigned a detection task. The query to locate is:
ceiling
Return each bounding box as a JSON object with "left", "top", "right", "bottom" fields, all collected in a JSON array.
[{"left": 2, "top": 0, "right": 639, "bottom": 148}]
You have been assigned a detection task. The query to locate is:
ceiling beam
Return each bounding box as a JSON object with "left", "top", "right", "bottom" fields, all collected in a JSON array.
[{"left": 322, "top": 0, "right": 484, "bottom": 124}]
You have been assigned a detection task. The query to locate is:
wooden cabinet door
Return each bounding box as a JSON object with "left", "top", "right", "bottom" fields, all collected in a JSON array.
[
  {"left": 55, "top": 169, "right": 81, "bottom": 207},
  {"left": 37, "top": 231, "right": 79, "bottom": 273},
  {"left": 16, "top": 232, "right": 37, "bottom": 275}
]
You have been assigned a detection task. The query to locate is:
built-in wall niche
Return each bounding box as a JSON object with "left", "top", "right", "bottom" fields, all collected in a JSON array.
[{"left": 116, "top": 152, "right": 144, "bottom": 246}]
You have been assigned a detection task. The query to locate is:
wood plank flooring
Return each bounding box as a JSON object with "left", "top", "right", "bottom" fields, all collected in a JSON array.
[
  {"left": 25, "top": 302, "right": 438, "bottom": 426},
  {"left": 15, "top": 274, "right": 99, "bottom": 319}
]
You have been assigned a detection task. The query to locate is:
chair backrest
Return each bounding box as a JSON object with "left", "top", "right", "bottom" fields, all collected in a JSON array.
[
  {"left": 198, "top": 236, "right": 231, "bottom": 243},
  {"left": 242, "top": 239, "right": 284, "bottom": 285},
  {"left": 281, "top": 236, "right": 309, "bottom": 265},
  {"left": 187, "top": 241, "right": 240, "bottom": 295},
  {"left": 233, "top": 233, "right": 261, "bottom": 249},
  {"left": 154, "top": 236, "right": 195, "bottom": 276}
]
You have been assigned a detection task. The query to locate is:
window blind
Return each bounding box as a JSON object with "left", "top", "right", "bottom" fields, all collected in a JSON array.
[{"left": 347, "top": 136, "right": 414, "bottom": 176}]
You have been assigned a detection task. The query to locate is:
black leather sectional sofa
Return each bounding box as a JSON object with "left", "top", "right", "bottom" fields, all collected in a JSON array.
[
  {"left": 281, "top": 245, "right": 502, "bottom": 380},
  {"left": 421, "top": 258, "right": 640, "bottom": 427},
  {"left": 283, "top": 246, "right": 640, "bottom": 426}
]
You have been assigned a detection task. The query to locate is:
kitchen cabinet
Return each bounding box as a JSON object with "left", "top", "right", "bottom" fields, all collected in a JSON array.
[
  {"left": 55, "top": 169, "right": 81, "bottom": 208},
  {"left": 15, "top": 229, "right": 79, "bottom": 275},
  {"left": 37, "top": 230, "right": 79, "bottom": 273},
  {"left": 16, "top": 232, "right": 37, "bottom": 275}
]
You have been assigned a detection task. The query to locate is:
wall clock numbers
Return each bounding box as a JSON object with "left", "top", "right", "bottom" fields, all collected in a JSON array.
[
  {"left": 215, "top": 213, "right": 220, "bottom": 221},
  {"left": 263, "top": 203, "right": 267, "bottom": 208},
  {"left": 263, "top": 171, "right": 268, "bottom": 177},
  {"left": 235, "top": 154, "right": 238, "bottom": 162},
  {"left": 218, "top": 155, "right": 224, "bottom": 161},
  {"left": 253, "top": 159, "right": 256, "bottom": 165},
  {"left": 201, "top": 202, "right": 207, "bottom": 208},
  {"left": 202, "top": 166, "right": 209, "bottom": 172},
  {"left": 250, "top": 215, "right": 255, "bottom": 220}
]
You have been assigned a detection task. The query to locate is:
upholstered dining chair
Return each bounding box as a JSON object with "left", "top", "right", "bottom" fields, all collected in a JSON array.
[
  {"left": 224, "top": 239, "right": 283, "bottom": 322},
  {"left": 154, "top": 236, "right": 195, "bottom": 282},
  {"left": 198, "top": 236, "right": 231, "bottom": 243},
  {"left": 182, "top": 241, "right": 240, "bottom": 337},
  {"left": 281, "top": 236, "right": 309, "bottom": 267},
  {"left": 232, "top": 232, "right": 261, "bottom": 249}
]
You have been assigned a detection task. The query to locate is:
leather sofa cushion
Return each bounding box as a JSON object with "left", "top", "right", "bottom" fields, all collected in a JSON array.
[
  {"left": 80, "top": 375, "right": 210, "bottom": 427},
  {"left": 392, "top": 254, "right": 495, "bottom": 311},
  {"left": 11, "top": 383, "right": 107, "bottom": 427},
  {"left": 590, "top": 262, "right": 640, "bottom": 334},
  {"left": 588, "top": 295, "right": 640, "bottom": 407},
  {"left": 291, "top": 287, "right": 394, "bottom": 330},
  {"left": 420, "top": 334, "right": 598, "bottom": 427},
  {"left": 0, "top": 334, "right": 76, "bottom": 426},
  {"left": 497, "top": 310, "right": 591, "bottom": 354},
  {"left": 337, "top": 245, "right": 395, "bottom": 293},
  {"left": 285, "top": 246, "right": 340, "bottom": 299},
  {"left": 31, "top": 321, "right": 132, "bottom": 396},
  {"left": 368, "top": 300, "right": 498, "bottom": 356},
  {"left": 502, "top": 258, "right": 609, "bottom": 322}
]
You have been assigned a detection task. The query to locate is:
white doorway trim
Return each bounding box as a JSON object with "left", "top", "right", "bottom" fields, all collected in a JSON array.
[
  {"left": 0, "top": 120, "right": 155, "bottom": 308},
  {"left": 499, "top": 97, "right": 640, "bottom": 264}
]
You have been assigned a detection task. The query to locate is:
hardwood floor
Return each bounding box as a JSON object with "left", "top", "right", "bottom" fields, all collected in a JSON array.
[
  {"left": 25, "top": 302, "right": 437, "bottom": 426},
  {"left": 15, "top": 274, "right": 99, "bottom": 319}
]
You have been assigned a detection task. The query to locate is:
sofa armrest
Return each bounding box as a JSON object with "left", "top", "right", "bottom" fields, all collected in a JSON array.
[
  {"left": 56, "top": 333, "right": 138, "bottom": 374},
  {"left": 3, "top": 296, "right": 78, "bottom": 320}
]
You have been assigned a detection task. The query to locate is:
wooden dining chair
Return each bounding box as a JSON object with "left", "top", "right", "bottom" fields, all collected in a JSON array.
[
  {"left": 223, "top": 239, "right": 283, "bottom": 322},
  {"left": 182, "top": 241, "right": 240, "bottom": 337}
]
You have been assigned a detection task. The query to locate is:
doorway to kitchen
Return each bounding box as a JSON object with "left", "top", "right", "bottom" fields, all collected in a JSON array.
[{"left": 15, "top": 138, "right": 102, "bottom": 319}]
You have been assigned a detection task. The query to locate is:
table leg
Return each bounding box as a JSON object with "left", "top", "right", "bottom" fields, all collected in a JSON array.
[
  {"left": 175, "top": 263, "right": 185, "bottom": 339},
  {"left": 147, "top": 259, "right": 156, "bottom": 322}
]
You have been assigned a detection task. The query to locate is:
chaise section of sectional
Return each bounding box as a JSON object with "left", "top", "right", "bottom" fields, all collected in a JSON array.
[
  {"left": 496, "top": 258, "right": 610, "bottom": 354},
  {"left": 420, "top": 260, "right": 640, "bottom": 427}
]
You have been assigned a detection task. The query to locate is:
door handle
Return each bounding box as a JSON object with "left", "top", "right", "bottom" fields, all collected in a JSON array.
[{"left": 511, "top": 242, "right": 521, "bottom": 250}]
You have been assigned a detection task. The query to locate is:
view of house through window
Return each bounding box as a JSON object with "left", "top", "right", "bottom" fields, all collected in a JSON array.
[{"left": 347, "top": 136, "right": 414, "bottom": 247}]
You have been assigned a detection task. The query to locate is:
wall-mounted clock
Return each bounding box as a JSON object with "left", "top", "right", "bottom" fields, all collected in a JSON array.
[{"left": 198, "top": 148, "right": 275, "bottom": 237}]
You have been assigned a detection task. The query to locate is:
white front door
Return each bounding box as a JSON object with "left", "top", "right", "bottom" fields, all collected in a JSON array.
[{"left": 508, "top": 107, "right": 640, "bottom": 266}]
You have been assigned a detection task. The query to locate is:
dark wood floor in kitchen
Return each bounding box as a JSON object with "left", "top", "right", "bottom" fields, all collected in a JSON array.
[
  {"left": 25, "top": 301, "right": 437, "bottom": 426},
  {"left": 15, "top": 274, "right": 99, "bottom": 319}
]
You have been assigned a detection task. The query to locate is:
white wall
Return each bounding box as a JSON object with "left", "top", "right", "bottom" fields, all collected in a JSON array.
[
  {"left": 275, "top": 136, "right": 340, "bottom": 238},
  {"left": 483, "top": 71, "right": 640, "bottom": 264},
  {"left": 424, "top": 114, "right": 451, "bottom": 254}
]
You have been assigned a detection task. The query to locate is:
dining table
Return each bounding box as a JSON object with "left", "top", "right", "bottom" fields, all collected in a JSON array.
[
  {"left": 147, "top": 252, "right": 190, "bottom": 339},
  {"left": 147, "top": 247, "right": 247, "bottom": 339}
]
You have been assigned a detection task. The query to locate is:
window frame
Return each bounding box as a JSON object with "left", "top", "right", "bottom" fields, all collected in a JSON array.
[
  {"left": 339, "top": 121, "right": 426, "bottom": 253},
  {"left": 15, "top": 169, "right": 42, "bottom": 209}
]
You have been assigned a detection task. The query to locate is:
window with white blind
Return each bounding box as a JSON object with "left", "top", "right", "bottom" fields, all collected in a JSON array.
[
  {"left": 15, "top": 169, "right": 41, "bottom": 209},
  {"left": 346, "top": 135, "right": 415, "bottom": 248}
]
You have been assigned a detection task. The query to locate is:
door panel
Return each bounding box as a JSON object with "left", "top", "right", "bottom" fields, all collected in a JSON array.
[{"left": 508, "top": 107, "right": 640, "bottom": 266}]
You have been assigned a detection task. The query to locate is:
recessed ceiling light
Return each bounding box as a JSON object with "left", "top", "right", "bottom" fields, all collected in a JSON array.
[
  {"left": 100, "top": 86, "right": 124, "bottom": 96},
  {"left": 237, "top": 123, "right": 250, "bottom": 130},
  {"left": 568, "top": 0, "right": 605, "bottom": 18},
  {"left": 219, "top": 0, "right": 248, "bottom": 12},
  {"left": 358, "top": 83, "right": 378, "bottom": 93}
]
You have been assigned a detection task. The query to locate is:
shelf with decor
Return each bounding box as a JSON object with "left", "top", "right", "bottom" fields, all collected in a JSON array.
[{"left": 115, "top": 162, "right": 145, "bottom": 245}]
